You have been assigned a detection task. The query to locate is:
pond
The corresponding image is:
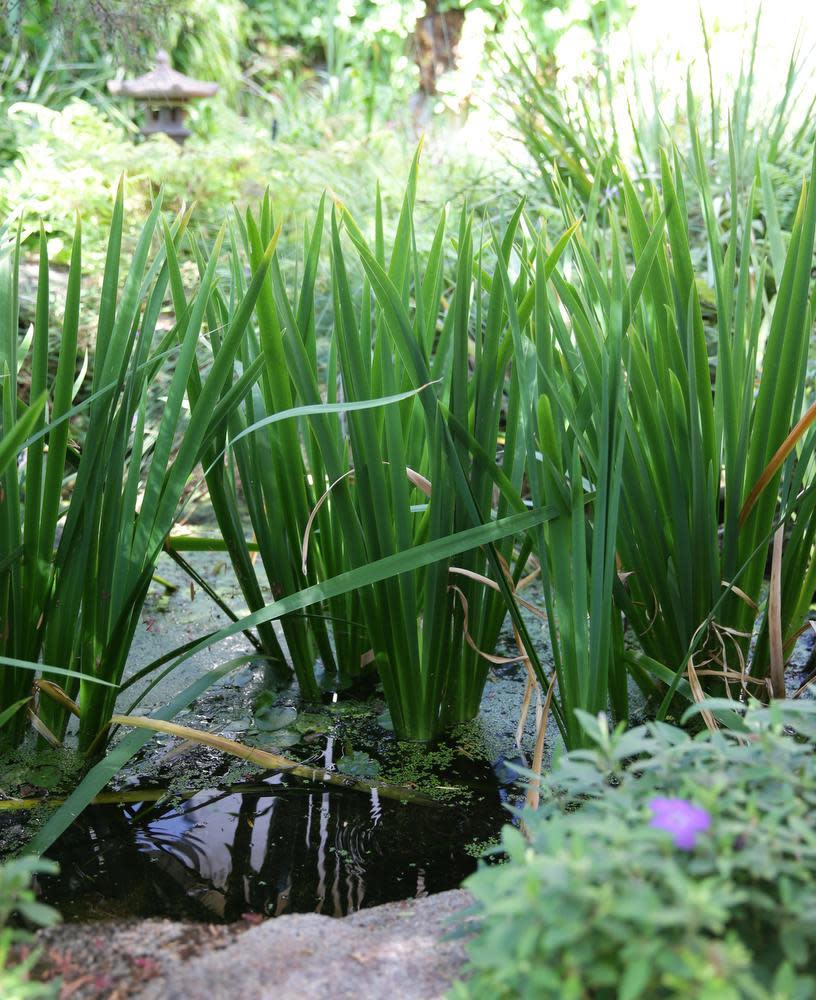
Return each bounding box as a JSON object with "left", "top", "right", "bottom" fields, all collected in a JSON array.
[
  {"left": 38, "top": 758, "right": 509, "bottom": 923},
  {"left": 8, "top": 546, "right": 542, "bottom": 924}
]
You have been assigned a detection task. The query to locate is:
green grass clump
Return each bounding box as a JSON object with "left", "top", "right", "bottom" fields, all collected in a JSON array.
[
  {"left": 170, "top": 193, "right": 370, "bottom": 697},
  {"left": 185, "top": 150, "right": 558, "bottom": 740}
]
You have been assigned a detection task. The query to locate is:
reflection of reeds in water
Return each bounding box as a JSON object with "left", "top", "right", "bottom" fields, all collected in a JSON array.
[
  {"left": 113, "top": 781, "right": 393, "bottom": 920},
  {"left": 40, "top": 743, "right": 506, "bottom": 924},
  {"left": 37, "top": 710, "right": 509, "bottom": 922}
]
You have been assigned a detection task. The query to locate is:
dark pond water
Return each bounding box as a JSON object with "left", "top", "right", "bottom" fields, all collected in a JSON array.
[{"left": 37, "top": 740, "right": 513, "bottom": 923}]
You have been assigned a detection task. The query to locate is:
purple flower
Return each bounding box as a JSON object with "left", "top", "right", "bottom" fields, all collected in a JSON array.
[{"left": 648, "top": 797, "right": 711, "bottom": 851}]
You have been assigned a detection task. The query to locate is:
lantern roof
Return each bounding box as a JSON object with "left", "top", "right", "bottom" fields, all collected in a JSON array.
[{"left": 107, "top": 50, "right": 219, "bottom": 101}]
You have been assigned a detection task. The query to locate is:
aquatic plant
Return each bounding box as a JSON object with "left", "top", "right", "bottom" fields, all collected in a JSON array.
[
  {"left": 491, "top": 210, "right": 646, "bottom": 748},
  {"left": 167, "top": 195, "right": 370, "bottom": 698},
  {"left": 268, "top": 160, "right": 548, "bottom": 739},
  {"left": 1, "top": 183, "right": 280, "bottom": 751},
  {"left": 536, "top": 117, "right": 816, "bottom": 713},
  {"left": 177, "top": 151, "right": 563, "bottom": 740}
]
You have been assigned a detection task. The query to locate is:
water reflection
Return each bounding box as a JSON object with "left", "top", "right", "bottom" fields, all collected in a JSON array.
[{"left": 40, "top": 764, "right": 505, "bottom": 923}]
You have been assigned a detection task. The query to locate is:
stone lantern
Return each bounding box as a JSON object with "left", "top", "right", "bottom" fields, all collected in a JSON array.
[{"left": 107, "top": 50, "right": 218, "bottom": 145}]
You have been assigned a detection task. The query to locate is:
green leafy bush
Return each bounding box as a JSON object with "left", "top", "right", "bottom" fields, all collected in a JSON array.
[
  {"left": 0, "top": 100, "right": 276, "bottom": 262},
  {"left": 459, "top": 701, "right": 816, "bottom": 999},
  {"left": 0, "top": 96, "right": 452, "bottom": 272},
  {"left": 0, "top": 857, "right": 59, "bottom": 999}
]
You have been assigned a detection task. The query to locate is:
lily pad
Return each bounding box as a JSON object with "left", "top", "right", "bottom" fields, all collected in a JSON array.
[
  {"left": 255, "top": 705, "right": 298, "bottom": 732},
  {"left": 337, "top": 750, "right": 380, "bottom": 779},
  {"left": 293, "top": 712, "right": 332, "bottom": 735},
  {"left": 244, "top": 728, "right": 301, "bottom": 750},
  {"left": 269, "top": 729, "right": 301, "bottom": 750}
]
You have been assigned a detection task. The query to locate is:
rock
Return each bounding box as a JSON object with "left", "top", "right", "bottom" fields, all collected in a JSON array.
[
  {"left": 33, "top": 918, "right": 245, "bottom": 999},
  {"left": 137, "top": 889, "right": 473, "bottom": 1000}
]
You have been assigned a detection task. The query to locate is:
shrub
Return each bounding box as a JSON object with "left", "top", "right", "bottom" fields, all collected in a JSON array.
[
  {"left": 0, "top": 100, "right": 276, "bottom": 262},
  {"left": 459, "top": 701, "right": 816, "bottom": 999},
  {"left": 0, "top": 857, "right": 60, "bottom": 1000}
]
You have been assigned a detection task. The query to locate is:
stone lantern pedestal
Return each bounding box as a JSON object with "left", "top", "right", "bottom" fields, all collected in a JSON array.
[{"left": 107, "top": 50, "right": 218, "bottom": 145}]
